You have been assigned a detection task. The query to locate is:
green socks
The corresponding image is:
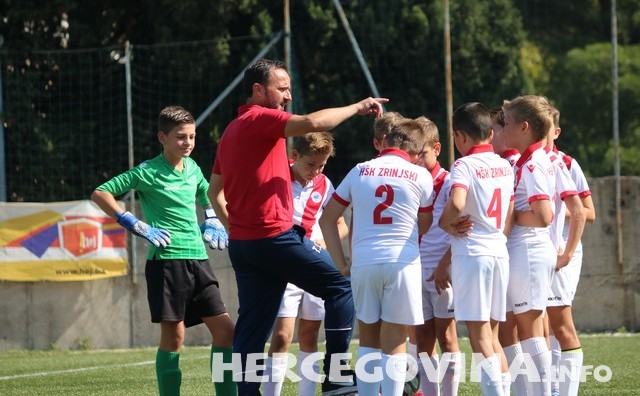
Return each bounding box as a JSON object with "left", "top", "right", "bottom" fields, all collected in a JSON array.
[
  {"left": 156, "top": 349, "right": 181, "bottom": 396},
  {"left": 211, "top": 346, "right": 237, "bottom": 396}
]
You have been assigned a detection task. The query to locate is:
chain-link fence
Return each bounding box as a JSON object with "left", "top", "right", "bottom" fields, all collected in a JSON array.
[{"left": 0, "top": 34, "right": 285, "bottom": 202}]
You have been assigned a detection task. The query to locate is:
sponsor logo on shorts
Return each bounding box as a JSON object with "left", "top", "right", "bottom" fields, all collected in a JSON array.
[{"left": 514, "top": 301, "right": 528, "bottom": 308}]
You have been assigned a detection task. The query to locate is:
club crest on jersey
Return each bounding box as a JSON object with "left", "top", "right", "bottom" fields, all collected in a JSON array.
[
  {"left": 527, "top": 164, "right": 536, "bottom": 173},
  {"left": 311, "top": 191, "right": 322, "bottom": 203},
  {"left": 453, "top": 161, "right": 462, "bottom": 167}
]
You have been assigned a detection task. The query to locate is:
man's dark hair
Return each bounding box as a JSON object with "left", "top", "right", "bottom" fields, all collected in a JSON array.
[
  {"left": 452, "top": 102, "right": 492, "bottom": 141},
  {"left": 243, "top": 58, "right": 287, "bottom": 98}
]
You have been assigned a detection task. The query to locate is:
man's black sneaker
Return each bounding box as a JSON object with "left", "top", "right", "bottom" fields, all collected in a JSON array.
[{"left": 321, "top": 369, "right": 358, "bottom": 396}]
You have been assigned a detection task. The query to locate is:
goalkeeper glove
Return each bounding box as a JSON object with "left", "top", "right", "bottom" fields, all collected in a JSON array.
[
  {"left": 116, "top": 211, "right": 171, "bottom": 248},
  {"left": 200, "top": 208, "right": 228, "bottom": 250}
]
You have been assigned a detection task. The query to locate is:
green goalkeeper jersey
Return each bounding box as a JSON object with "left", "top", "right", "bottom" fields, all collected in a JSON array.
[{"left": 97, "top": 154, "right": 210, "bottom": 260}]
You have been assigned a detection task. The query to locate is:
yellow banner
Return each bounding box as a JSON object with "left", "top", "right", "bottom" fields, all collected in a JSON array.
[{"left": 0, "top": 200, "right": 128, "bottom": 281}]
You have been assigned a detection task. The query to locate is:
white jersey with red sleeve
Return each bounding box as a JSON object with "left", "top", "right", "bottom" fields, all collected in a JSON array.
[
  {"left": 419, "top": 162, "right": 451, "bottom": 269},
  {"left": 290, "top": 166, "right": 334, "bottom": 241},
  {"left": 508, "top": 141, "right": 556, "bottom": 248},
  {"left": 558, "top": 150, "right": 591, "bottom": 244},
  {"left": 448, "top": 144, "right": 514, "bottom": 258},
  {"left": 547, "top": 147, "right": 578, "bottom": 250},
  {"left": 333, "top": 148, "right": 434, "bottom": 268}
]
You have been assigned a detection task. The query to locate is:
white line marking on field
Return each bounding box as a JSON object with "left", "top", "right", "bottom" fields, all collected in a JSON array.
[
  {"left": 0, "top": 360, "right": 154, "bottom": 381},
  {"left": 0, "top": 355, "right": 207, "bottom": 381}
]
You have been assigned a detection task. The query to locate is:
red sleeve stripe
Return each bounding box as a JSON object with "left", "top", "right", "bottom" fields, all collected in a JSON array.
[
  {"left": 419, "top": 206, "right": 433, "bottom": 213},
  {"left": 579, "top": 190, "right": 592, "bottom": 198},
  {"left": 560, "top": 190, "right": 579, "bottom": 200},
  {"left": 332, "top": 192, "right": 351, "bottom": 207},
  {"left": 451, "top": 183, "right": 469, "bottom": 191},
  {"left": 528, "top": 194, "right": 550, "bottom": 203}
]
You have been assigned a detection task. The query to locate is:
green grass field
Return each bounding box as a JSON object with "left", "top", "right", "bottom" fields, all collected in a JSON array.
[{"left": 1, "top": 333, "right": 638, "bottom": 395}]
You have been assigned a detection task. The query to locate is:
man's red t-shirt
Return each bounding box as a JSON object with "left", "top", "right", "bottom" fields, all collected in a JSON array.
[{"left": 213, "top": 104, "right": 294, "bottom": 240}]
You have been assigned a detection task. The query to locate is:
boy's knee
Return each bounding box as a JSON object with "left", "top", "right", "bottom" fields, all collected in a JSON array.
[{"left": 269, "top": 332, "right": 291, "bottom": 353}]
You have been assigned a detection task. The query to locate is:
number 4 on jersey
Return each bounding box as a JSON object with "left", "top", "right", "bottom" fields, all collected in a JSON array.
[{"left": 487, "top": 188, "right": 502, "bottom": 229}]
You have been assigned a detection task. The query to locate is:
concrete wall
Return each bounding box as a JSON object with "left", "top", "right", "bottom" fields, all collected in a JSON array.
[{"left": 1, "top": 176, "right": 638, "bottom": 351}]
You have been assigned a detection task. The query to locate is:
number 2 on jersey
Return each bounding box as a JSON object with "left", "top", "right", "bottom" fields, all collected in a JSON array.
[
  {"left": 373, "top": 184, "right": 394, "bottom": 224},
  {"left": 487, "top": 188, "right": 502, "bottom": 229}
]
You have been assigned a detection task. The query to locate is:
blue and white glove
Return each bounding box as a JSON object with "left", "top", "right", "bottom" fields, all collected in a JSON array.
[
  {"left": 116, "top": 211, "right": 171, "bottom": 248},
  {"left": 200, "top": 208, "right": 228, "bottom": 250}
]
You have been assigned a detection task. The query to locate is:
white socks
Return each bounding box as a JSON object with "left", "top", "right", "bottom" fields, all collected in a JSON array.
[
  {"left": 550, "top": 335, "right": 561, "bottom": 394},
  {"left": 356, "top": 346, "right": 382, "bottom": 396},
  {"left": 381, "top": 353, "right": 407, "bottom": 396},
  {"left": 442, "top": 352, "right": 462, "bottom": 396},
  {"left": 503, "top": 343, "right": 528, "bottom": 396},
  {"left": 558, "top": 349, "right": 583, "bottom": 396},
  {"left": 297, "top": 351, "right": 318, "bottom": 396},
  {"left": 521, "top": 337, "right": 551, "bottom": 396},
  {"left": 501, "top": 371, "right": 511, "bottom": 396},
  {"left": 262, "top": 355, "right": 287, "bottom": 396},
  {"left": 418, "top": 353, "right": 440, "bottom": 396},
  {"left": 477, "top": 354, "right": 505, "bottom": 396}
]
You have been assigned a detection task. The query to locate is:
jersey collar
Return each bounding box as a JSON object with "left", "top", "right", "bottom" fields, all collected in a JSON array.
[
  {"left": 466, "top": 144, "right": 494, "bottom": 156},
  {"left": 515, "top": 141, "right": 544, "bottom": 168},
  {"left": 380, "top": 148, "right": 411, "bottom": 162},
  {"left": 501, "top": 148, "right": 520, "bottom": 159},
  {"left": 429, "top": 161, "right": 442, "bottom": 179}
]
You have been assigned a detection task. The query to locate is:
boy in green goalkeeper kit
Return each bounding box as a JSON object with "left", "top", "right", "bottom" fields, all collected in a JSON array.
[{"left": 91, "top": 105, "right": 236, "bottom": 396}]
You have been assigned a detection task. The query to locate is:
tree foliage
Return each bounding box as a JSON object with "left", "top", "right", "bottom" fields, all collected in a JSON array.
[
  {"left": 549, "top": 43, "right": 640, "bottom": 176},
  {"left": 0, "top": 0, "right": 639, "bottom": 201}
]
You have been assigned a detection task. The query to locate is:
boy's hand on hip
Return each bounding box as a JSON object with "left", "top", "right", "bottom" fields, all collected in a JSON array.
[
  {"left": 200, "top": 209, "right": 228, "bottom": 250},
  {"left": 116, "top": 211, "right": 171, "bottom": 248}
]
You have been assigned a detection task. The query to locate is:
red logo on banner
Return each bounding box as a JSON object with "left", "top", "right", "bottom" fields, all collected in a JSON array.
[{"left": 58, "top": 219, "right": 103, "bottom": 258}]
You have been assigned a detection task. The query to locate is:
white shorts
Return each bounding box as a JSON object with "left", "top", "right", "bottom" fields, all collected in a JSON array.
[
  {"left": 351, "top": 261, "right": 423, "bottom": 325},
  {"left": 422, "top": 266, "right": 455, "bottom": 321},
  {"left": 547, "top": 249, "right": 583, "bottom": 307},
  {"left": 277, "top": 283, "right": 325, "bottom": 321},
  {"left": 451, "top": 255, "right": 508, "bottom": 322},
  {"left": 507, "top": 240, "right": 556, "bottom": 314}
]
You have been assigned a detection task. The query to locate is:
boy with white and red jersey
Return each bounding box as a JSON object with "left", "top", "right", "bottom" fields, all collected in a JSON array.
[
  {"left": 320, "top": 119, "right": 434, "bottom": 396},
  {"left": 502, "top": 95, "right": 557, "bottom": 396},
  {"left": 263, "top": 132, "right": 349, "bottom": 396},
  {"left": 545, "top": 107, "right": 590, "bottom": 396},
  {"left": 434, "top": 102, "right": 514, "bottom": 396},
  {"left": 489, "top": 105, "right": 523, "bottom": 394},
  {"left": 413, "top": 116, "right": 461, "bottom": 396},
  {"left": 490, "top": 107, "right": 520, "bottom": 167},
  {"left": 557, "top": 151, "right": 595, "bottom": 298}
]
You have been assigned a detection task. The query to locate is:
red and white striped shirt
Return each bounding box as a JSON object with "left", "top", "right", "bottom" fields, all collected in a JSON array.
[{"left": 290, "top": 165, "right": 334, "bottom": 241}]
